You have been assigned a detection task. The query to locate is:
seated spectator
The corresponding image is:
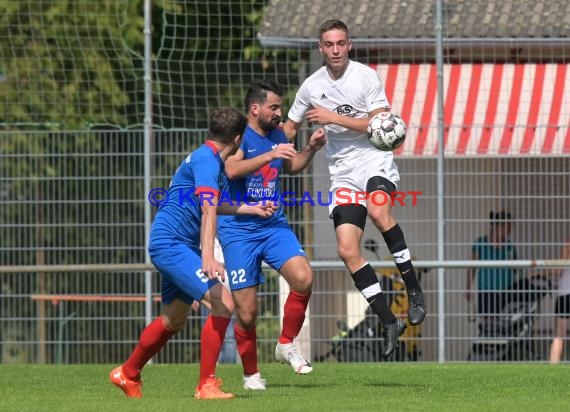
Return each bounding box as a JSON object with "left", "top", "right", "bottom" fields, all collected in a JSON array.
[{"left": 466, "top": 210, "right": 518, "bottom": 332}]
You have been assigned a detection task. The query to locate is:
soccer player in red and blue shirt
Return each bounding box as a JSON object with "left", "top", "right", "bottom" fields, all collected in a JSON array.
[
  {"left": 218, "top": 80, "right": 325, "bottom": 390},
  {"left": 110, "top": 107, "right": 276, "bottom": 400}
]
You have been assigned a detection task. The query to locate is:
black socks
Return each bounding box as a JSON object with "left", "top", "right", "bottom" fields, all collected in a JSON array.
[
  {"left": 381, "top": 224, "right": 421, "bottom": 293},
  {"left": 351, "top": 263, "right": 396, "bottom": 325}
]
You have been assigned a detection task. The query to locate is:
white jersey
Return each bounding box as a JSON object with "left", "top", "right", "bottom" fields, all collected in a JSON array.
[
  {"left": 288, "top": 60, "right": 391, "bottom": 167},
  {"left": 558, "top": 267, "right": 570, "bottom": 297}
]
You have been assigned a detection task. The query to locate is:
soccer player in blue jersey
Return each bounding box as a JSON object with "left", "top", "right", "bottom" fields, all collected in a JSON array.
[
  {"left": 109, "top": 107, "right": 276, "bottom": 400},
  {"left": 218, "top": 79, "right": 326, "bottom": 390}
]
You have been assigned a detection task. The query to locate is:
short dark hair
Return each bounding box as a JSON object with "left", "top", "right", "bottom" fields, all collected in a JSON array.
[
  {"left": 319, "top": 19, "right": 349, "bottom": 39},
  {"left": 208, "top": 107, "right": 246, "bottom": 143},
  {"left": 244, "top": 79, "right": 284, "bottom": 112},
  {"left": 490, "top": 210, "right": 512, "bottom": 224}
]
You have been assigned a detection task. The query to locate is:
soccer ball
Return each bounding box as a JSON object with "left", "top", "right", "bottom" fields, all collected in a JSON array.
[{"left": 367, "top": 112, "right": 406, "bottom": 151}]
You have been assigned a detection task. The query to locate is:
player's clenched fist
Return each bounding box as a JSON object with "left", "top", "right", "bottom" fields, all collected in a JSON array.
[
  {"left": 308, "top": 127, "right": 327, "bottom": 151},
  {"left": 271, "top": 143, "right": 297, "bottom": 160}
]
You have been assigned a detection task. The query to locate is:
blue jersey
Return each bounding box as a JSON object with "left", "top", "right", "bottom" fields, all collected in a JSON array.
[
  {"left": 150, "top": 141, "right": 225, "bottom": 248},
  {"left": 218, "top": 125, "right": 288, "bottom": 237}
]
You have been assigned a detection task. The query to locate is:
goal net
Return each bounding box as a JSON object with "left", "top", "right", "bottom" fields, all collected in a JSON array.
[{"left": 0, "top": 0, "right": 294, "bottom": 130}]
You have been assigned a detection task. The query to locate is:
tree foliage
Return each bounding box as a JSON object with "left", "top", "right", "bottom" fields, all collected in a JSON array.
[{"left": 0, "top": 0, "right": 145, "bottom": 129}]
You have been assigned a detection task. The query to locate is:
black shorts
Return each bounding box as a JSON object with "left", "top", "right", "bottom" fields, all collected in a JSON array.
[{"left": 555, "top": 295, "right": 570, "bottom": 318}]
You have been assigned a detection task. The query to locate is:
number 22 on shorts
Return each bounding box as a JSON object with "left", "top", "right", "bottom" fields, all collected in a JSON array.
[{"left": 230, "top": 268, "right": 246, "bottom": 285}]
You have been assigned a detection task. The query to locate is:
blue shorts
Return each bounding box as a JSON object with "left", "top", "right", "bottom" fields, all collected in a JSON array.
[
  {"left": 220, "top": 225, "right": 306, "bottom": 291},
  {"left": 148, "top": 240, "right": 220, "bottom": 305}
]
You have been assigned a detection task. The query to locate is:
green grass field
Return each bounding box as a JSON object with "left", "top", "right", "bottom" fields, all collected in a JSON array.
[{"left": 0, "top": 363, "right": 567, "bottom": 412}]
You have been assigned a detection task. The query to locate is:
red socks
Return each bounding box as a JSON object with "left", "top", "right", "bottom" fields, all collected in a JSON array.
[
  {"left": 278, "top": 290, "right": 311, "bottom": 344},
  {"left": 123, "top": 316, "right": 174, "bottom": 380},
  {"left": 234, "top": 325, "right": 258, "bottom": 375},
  {"left": 199, "top": 315, "right": 231, "bottom": 384}
]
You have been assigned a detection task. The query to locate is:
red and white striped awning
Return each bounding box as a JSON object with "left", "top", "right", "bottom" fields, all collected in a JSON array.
[{"left": 373, "top": 64, "right": 570, "bottom": 157}]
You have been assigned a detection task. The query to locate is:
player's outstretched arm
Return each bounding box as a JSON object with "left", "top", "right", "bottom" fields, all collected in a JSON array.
[
  {"left": 306, "top": 105, "right": 387, "bottom": 133},
  {"left": 284, "top": 127, "right": 326, "bottom": 175},
  {"left": 225, "top": 146, "right": 296, "bottom": 179},
  {"left": 217, "top": 200, "right": 277, "bottom": 217},
  {"left": 283, "top": 119, "right": 302, "bottom": 142}
]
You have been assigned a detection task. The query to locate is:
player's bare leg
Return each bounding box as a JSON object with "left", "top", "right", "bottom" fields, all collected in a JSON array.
[{"left": 333, "top": 204, "right": 405, "bottom": 358}]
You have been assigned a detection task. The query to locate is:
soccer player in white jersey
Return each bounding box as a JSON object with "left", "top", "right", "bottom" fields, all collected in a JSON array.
[{"left": 283, "top": 19, "right": 426, "bottom": 359}]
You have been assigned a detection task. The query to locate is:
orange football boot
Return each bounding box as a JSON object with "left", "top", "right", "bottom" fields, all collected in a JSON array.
[
  {"left": 109, "top": 366, "right": 143, "bottom": 398},
  {"left": 194, "top": 377, "right": 234, "bottom": 400}
]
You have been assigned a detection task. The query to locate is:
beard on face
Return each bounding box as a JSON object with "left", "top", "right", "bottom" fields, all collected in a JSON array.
[{"left": 259, "top": 116, "right": 281, "bottom": 132}]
